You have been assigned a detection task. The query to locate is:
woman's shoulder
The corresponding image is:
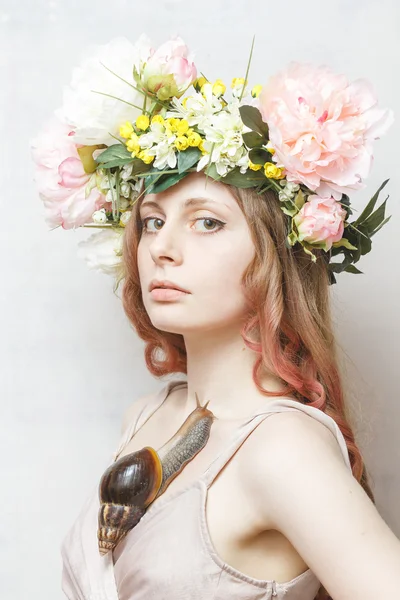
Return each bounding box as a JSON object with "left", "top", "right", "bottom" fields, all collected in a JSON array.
[
  {"left": 239, "top": 402, "right": 353, "bottom": 524},
  {"left": 243, "top": 401, "right": 352, "bottom": 474},
  {"left": 120, "top": 378, "right": 188, "bottom": 437}
]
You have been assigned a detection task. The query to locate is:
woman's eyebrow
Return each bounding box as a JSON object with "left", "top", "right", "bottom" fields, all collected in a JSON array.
[{"left": 140, "top": 196, "right": 232, "bottom": 212}]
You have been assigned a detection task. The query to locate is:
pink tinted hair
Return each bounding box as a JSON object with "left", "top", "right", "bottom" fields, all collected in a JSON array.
[{"left": 120, "top": 181, "right": 375, "bottom": 600}]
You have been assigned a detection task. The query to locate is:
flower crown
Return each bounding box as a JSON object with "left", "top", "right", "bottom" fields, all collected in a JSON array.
[{"left": 31, "top": 34, "right": 394, "bottom": 285}]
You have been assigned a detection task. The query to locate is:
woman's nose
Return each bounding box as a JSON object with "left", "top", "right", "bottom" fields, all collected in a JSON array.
[{"left": 148, "top": 222, "right": 183, "bottom": 265}]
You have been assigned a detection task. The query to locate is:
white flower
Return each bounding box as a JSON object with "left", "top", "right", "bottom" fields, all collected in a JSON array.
[
  {"left": 119, "top": 198, "right": 131, "bottom": 211},
  {"left": 167, "top": 85, "right": 223, "bottom": 130},
  {"left": 92, "top": 208, "right": 108, "bottom": 223},
  {"left": 137, "top": 121, "right": 177, "bottom": 170},
  {"left": 196, "top": 109, "right": 248, "bottom": 176},
  {"left": 120, "top": 210, "right": 132, "bottom": 226},
  {"left": 120, "top": 182, "right": 131, "bottom": 198},
  {"left": 77, "top": 229, "right": 123, "bottom": 276},
  {"left": 153, "top": 141, "right": 177, "bottom": 170},
  {"left": 56, "top": 37, "right": 145, "bottom": 146},
  {"left": 278, "top": 180, "right": 300, "bottom": 202}
]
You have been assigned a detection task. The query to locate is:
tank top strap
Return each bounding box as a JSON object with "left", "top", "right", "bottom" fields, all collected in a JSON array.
[
  {"left": 112, "top": 378, "right": 188, "bottom": 462},
  {"left": 201, "top": 397, "right": 352, "bottom": 488}
]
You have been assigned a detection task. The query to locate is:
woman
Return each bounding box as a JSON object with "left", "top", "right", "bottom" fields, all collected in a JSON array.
[
  {"left": 60, "top": 170, "right": 400, "bottom": 600},
  {"left": 30, "top": 33, "right": 399, "bottom": 600}
]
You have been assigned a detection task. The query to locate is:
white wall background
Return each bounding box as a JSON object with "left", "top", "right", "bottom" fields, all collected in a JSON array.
[{"left": 1, "top": 0, "right": 399, "bottom": 598}]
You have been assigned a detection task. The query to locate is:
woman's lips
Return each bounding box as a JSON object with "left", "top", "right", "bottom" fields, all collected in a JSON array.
[{"left": 150, "top": 288, "right": 190, "bottom": 301}]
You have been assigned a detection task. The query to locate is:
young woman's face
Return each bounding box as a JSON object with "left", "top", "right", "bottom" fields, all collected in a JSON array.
[{"left": 137, "top": 171, "right": 256, "bottom": 335}]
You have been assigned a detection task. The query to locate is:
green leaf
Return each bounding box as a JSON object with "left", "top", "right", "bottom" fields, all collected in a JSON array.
[
  {"left": 77, "top": 144, "right": 106, "bottom": 173},
  {"left": 239, "top": 105, "right": 269, "bottom": 138},
  {"left": 328, "top": 253, "right": 354, "bottom": 274},
  {"left": 177, "top": 147, "right": 202, "bottom": 174},
  {"left": 144, "top": 170, "right": 188, "bottom": 194},
  {"left": 332, "top": 238, "right": 358, "bottom": 250},
  {"left": 294, "top": 190, "right": 305, "bottom": 210},
  {"left": 344, "top": 264, "right": 364, "bottom": 275},
  {"left": 370, "top": 215, "right": 391, "bottom": 237},
  {"left": 301, "top": 244, "right": 317, "bottom": 263},
  {"left": 130, "top": 160, "right": 153, "bottom": 176},
  {"left": 95, "top": 144, "right": 133, "bottom": 168},
  {"left": 249, "top": 147, "right": 271, "bottom": 165},
  {"left": 354, "top": 179, "right": 389, "bottom": 225},
  {"left": 206, "top": 166, "right": 265, "bottom": 188},
  {"left": 242, "top": 131, "right": 264, "bottom": 149},
  {"left": 280, "top": 206, "right": 297, "bottom": 217},
  {"left": 287, "top": 231, "right": 298, "bottom": 246},
  {"left": 361, "top": 198, "right": 390, "bottom": 234}
]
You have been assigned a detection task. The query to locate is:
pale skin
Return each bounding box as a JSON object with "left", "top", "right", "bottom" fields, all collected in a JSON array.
[{"left": 116, "top": 171, "right": 400, "bottom": 598}]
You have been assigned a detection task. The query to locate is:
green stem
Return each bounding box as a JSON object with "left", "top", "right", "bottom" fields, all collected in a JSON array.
[
  {"left": 239, "top": 34, "right": 256, "bottom": 102},
  {"left": 91, "top": 90, "right": 147, "bottom": 113},
  {"left": 135, "top": 167, "right": 198, "bottom": 178}
]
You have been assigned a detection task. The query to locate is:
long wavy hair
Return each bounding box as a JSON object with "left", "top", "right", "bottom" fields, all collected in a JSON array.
[{"left": 120, "top": 180, "right": 375, "bottom": 600}]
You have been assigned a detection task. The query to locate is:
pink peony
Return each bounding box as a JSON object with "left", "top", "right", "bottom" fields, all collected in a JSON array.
[
  {"left": 293, "top": 195, "right": 347, "bottom": 251},
  {"left": 258, "top": 63, "right": 394, "bottom": 199},
  {"left": 135, "top": 35, "right": 197, "bottom": 100},
  {"left": 31, "top": 117, "right": 106, "bottom": 229}
]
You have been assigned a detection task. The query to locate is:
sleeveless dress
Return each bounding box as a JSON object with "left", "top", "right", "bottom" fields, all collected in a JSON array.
[{"left": 61, "top": 378, "right": 353, "bottom": 600}]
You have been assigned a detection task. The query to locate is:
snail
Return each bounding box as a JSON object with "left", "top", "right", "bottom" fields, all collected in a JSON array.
[{"left": 97, "top": 392, "right": 215, "bottom": 556}]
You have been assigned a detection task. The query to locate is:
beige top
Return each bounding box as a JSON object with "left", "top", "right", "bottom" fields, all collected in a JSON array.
[{"left": 61, "top": 378, "right": 352, "bottom": 600}]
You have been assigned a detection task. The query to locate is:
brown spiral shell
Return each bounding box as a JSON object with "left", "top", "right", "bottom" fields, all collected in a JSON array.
[
  {"left": 97, "top": 446, "right": 162, "bottom": 556},
  {"left": 97, "top": 393, "right": 215, "bottom": 556}
]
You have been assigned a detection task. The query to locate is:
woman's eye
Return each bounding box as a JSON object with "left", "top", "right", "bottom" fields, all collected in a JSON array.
[
  {"left": 141, "top": 217, "right": 226, "bottom": 235},
  {"left": 141, "top": 217, "right": 164, "bottom": 232},
  {"left": 192, "top": 218, "right": 225, "bottom": 234}
]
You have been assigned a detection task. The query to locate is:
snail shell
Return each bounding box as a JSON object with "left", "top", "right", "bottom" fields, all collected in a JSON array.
[
  {"left": 97, "top": 393, "right": 215, "bottom": 556},
  {"left": 98, "top": 447, "right": 162, "bottom": 556}
]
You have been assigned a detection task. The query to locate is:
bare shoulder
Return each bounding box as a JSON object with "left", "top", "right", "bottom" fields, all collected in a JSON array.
[
  {"left": 239, "top": 407, "right": 400, "bottom": 599},
  {"left": 120, "top": 390, "right": 158, "bottom": 435},
  {"left": 240, "top": 407, "right": 351, "bottom": 525}
]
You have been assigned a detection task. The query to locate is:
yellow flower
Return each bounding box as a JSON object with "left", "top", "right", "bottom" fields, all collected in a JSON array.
[
  {"left": 199, "top": 139, "right": 208, "bottom": 154},
  {"left": 193, "top": 76, "right": 208, "bottom": 92},
  {"left": 264, "top": 162, "right": 285, "bottom": 179},
  {"left": 126, "top": 133, "right": 140, "bottom": 154},
  {"left": 231, "top": 77, "right": 246, "bottom": 88},
  {"left": 266, "top": 142, "right": 275, "bottom": 156},
  {"left": 151, "top": 114, "right": 165, "bottom": 125},
  {"left": 119, "top": 121, "right": 134, "bottom": 139},
  {"left": 251, "top": 84, "right": 263, "bottom": 98},
  {"left": 175, "top": 136, "right": 189, "bottom": 151},
  {"left": 212, "top": 79, "right": 226, "bottom": 97},
  {"left": 175, "top": 119, "right": 189, "bottom": 135},
  {"left": 248, "top": 160, "right": 263, "bottom": 171},
  {"left": 137, "top": 150, "right": 154, "bottom": 164},
  {"left": 136, "top": 114, "right": 150, "bottom": 131},
  {"left": 187, "top": 131, "right": 202, "bottom": 147},
  {"left": 165, "top": 117, "right": 180, "bottom": 132}
]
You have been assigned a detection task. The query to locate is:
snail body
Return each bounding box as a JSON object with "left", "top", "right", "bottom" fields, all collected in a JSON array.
[{"left": 97, "top": 394, "right": 215, "bottom": 555}]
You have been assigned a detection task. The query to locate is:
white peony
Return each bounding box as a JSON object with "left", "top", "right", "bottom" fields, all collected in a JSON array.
[
  {"left": 56, "top": 37, "right": 147, "bottom": 146},
  {"left": 77, "top": 228, "right": 124, "bottom": 276}
]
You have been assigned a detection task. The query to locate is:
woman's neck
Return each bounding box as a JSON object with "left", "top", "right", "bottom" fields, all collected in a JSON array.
[{"left": 182, "top": 325, "right": 286, "bottom": 420}]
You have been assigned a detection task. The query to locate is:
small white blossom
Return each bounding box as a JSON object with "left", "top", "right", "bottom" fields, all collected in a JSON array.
[
  {"left": 120, "top": 182, "right": 131, "bottom": 198},
  {"left": 120, "top": 210, "right": 132, "bottom": 226},
  {"left": 92, "top": 208, "right": 108, "bottom": 223},
  {"left": 196, "top": 108, "right": 247, "bottom": 176},
  {"left": 167, "top": 85, "right": 223, "bottom": 130}
]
